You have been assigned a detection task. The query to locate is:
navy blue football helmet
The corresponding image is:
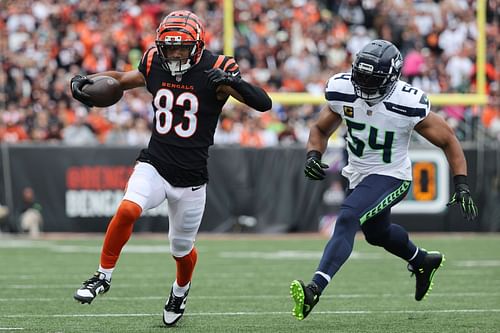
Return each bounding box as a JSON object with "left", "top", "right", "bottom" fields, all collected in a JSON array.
[{"left": 351, "top": 40, "right": 403, "bottom": 104}]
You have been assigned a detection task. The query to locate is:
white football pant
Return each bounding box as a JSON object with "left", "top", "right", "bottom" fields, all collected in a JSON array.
[{"left": 123, "top": 162, "right": 206, "bottom": 257}]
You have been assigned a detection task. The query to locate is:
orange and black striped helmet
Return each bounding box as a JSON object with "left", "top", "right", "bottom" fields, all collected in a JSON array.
[{"left": 155, "top": 10, "right": 206, "bottom": 75}]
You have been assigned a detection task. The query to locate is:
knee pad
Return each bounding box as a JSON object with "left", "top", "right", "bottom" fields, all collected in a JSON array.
[
  {"left": 337, "top": 209, "right": 358, "bottom": 226},
  {"left": 170, "top": 238, "right": 194, "bottom": 257}
]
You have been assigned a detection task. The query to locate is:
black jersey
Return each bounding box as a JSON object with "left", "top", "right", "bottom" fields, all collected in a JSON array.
[{"left": 137, "top": 48, "right": 239, "bottom": 187}]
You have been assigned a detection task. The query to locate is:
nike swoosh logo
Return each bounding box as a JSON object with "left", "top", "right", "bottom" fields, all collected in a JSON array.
[
  {"left": 191, "top": 186, "right": 202, "bottom": 191},
  {"left": 304, "top": 304, "right": 310, "bottom": 312},
  {"left": 180, "top": 297, "right": 187, "bottom": 309}
]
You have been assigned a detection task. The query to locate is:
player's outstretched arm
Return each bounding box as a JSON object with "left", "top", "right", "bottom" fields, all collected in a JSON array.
[
  {"left": 88, "top": 70, "right": 146, "bottom": 91},
  {"left": 307, "top": 105, "right": 343, "bottom": 155},
  {"left": 414, "top": 112, "right": 466, "bottom": 176},
  {"left": 205, "top": 68, "right": 272, "bottom": 111},
  {"left": 415, "top": 112, "right": 478, "bottom": 221},
  {"left": 304, "top": 105, "right": 342, "bottom": 180}
]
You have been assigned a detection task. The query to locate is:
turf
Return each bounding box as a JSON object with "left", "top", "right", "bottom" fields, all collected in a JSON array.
[{"left": 1, "top": 234, "right": 499, "bottom": 332}]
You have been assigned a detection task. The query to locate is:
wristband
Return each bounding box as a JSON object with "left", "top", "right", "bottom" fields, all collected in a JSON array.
[
  {"left": 453, "top": 175, "right": 468, "bottom": 186},
  {"left": 307, "top": 150, "right": 322, "bottom": 160}
]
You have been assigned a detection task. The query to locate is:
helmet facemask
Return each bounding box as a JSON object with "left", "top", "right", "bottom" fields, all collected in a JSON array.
[
  {"left": 351, "top": 65, "right": 399, "bottom": 104},
  {"left": 156, "top": 39, "right": 198, "bottom": 76}
]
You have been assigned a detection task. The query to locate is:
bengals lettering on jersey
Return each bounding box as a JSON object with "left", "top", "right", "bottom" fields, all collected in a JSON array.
[{"left": 136, "top": 48, "right": 240, "bottom": 187}]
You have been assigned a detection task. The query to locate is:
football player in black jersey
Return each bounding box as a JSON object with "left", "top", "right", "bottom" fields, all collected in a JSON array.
[{"left": 70, "top": 10, "right": 271, "bottom": 326}]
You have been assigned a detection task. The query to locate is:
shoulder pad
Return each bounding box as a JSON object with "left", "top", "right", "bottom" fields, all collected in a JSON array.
[
  {"left": 212, "top": 54, "right": 240, "bottom": 76},
  {"left": 325, "top": 72, "right": 357, "bottom": 103},
  {"left": 384, "top": 81, "right": 430, "bottom": 118},
  {"left": 388, "top": 81, "right": 429, "bottom": 107},
  {"left": 138, "top": 46, "right": 158, "bottom": 76}
]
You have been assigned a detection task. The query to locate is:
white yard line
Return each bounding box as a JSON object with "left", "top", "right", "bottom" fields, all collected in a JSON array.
[
  {"left": 454, "top": 260, "right": 500, "bottom": 267},
  {"left": 0, "top": 269, "right": 488, "bottom": 282},
  {"left": 0, "top": 292, "right": 499, "bottom": 302},
  {"left": 1, "top": 309, "right": 500, "bottom": 319}
]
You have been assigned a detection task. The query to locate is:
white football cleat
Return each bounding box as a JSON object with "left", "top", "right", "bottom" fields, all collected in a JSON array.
[
  {"left": 163, "top": 283, "right": 190, "bottom": 326},
  {"left": 74, "top": 271, "right": 111, "bottom": 304}
]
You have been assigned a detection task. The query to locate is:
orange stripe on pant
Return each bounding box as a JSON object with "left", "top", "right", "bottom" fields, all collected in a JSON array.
[
  {"left": 100, "top": 200, "right": 142, "bottom": 269},
  {"left": 174, "top": 247, "right": 198, "bottom": 287}
]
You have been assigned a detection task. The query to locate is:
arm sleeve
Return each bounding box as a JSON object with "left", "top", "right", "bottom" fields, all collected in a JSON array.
[
  {"left": 230, "top": 79, "right": 272, "bottom": 112},
  {"left": 215, "top": 56, "right": 272, "bottom": 112}
]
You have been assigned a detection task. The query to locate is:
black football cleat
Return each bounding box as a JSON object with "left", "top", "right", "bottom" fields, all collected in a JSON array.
[
  {"left": 290, "top": 280, "right": 320, "bottom": 320},
  {"left": 408, "top": 251, "right": 445, "bottom": 301},
  {"left": 74, "top": 271, "right": 111, "bottom": 304},
  {"left": 163, "top": 283, "right": 190, "bottom": 326}
]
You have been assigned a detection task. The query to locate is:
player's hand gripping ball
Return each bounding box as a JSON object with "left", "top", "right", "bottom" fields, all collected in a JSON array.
[{"left": 71, "top": 75, "right": 123, "bottom": 107}]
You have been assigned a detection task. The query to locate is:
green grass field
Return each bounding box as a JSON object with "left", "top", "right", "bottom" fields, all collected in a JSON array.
[{"left": 1, "top": 233, "right": 499, "bottom": 332}]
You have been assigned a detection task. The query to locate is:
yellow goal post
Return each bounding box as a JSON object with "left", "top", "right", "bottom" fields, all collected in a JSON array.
[{"left": 222, "top": 0, "right": 488, "bottom": 106}]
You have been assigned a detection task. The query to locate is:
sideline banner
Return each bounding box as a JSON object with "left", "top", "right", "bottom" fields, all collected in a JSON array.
[
  {"left": 5, "top": 146, "right": 325, "bottom": 232},
  {"left": 3, "top": 145, "right": 496, "bottom": 232},
  {"left": 7, "top": 146, "right": 169, "bottom": 232}
]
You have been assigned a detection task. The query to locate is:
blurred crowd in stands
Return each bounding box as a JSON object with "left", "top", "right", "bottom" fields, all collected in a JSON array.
[{"left": 0, "top": 0, "right": 499, "bottom": 146}]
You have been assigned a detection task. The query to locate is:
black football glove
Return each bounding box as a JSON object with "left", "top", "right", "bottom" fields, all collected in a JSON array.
[
  {"left": 304, "top": 150, "right": 329, "bottom": 180},
  {"left": 70, "top": 74, "right": 94, "bottom": 107},
  {"left": 446, "top": 175, "right": 478, "bottom": 222},
  {"left": 205, "top": 68, "right": 240, "bottom": 90}
]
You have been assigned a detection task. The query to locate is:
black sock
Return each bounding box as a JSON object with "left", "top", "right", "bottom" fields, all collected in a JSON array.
[
  {"left": 409, "top": 248, "right": 427, "bottom": 268},
  {"left": 311, "top": 274, "right": 328, "bottom": 294}
]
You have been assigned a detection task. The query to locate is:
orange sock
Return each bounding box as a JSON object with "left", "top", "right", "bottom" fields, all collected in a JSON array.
[
  {"left": 100, "top": 200, "right": 142, "bottom": 269},
  {"left": 174, "top": 247, "right": 198, "bottom": 287}
]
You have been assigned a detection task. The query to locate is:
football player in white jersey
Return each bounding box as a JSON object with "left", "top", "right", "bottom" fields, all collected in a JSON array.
[{"left": 290, "top": 40, "right": 478, "bottom": 320}]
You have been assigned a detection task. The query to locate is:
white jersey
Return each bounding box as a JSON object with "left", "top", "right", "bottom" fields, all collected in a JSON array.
[{"left": 325, "top": 72, "right": 431, "bottom": 188}]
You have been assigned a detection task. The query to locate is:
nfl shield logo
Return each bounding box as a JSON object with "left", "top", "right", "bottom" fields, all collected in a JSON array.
[{"left": 367, "top": 110, "right": 373, "bottom": 116}]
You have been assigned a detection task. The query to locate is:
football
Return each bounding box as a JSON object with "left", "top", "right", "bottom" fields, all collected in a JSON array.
[{"left": 82, "top": 75, "right": 123, "bottom": 107}]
